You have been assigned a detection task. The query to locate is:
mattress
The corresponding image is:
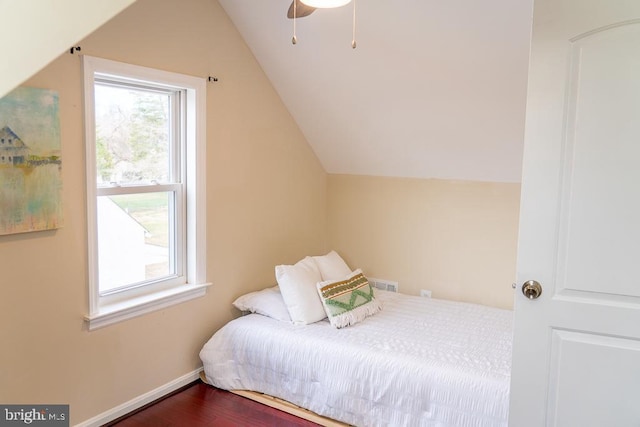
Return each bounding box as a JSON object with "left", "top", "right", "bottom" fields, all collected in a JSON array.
[{"left": 200, "top": 290, "right": 513, "bottom": 427}]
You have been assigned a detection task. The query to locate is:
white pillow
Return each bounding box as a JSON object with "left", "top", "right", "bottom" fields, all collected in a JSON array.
[
  {"left": 313, "top": 250, "right": 351, "bottom": 281},
  {"left": 232, "top": 286, "right": 291, "bottom": 322},
  {"left": 275, "top": 256, "right": 326, "bottom": 324}
]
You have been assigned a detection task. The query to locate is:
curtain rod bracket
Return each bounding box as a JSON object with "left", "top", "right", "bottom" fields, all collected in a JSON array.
[
  {"left": 208, "top": 76, "right": 219, "bottom": 83},
  {"left": 69, "top": 46, "right": 82, "bottom": 54}
]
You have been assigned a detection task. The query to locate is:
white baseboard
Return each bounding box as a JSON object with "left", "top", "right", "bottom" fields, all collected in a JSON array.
[{"left": 75, "top": 368, "right": 203, "bottom": 427}]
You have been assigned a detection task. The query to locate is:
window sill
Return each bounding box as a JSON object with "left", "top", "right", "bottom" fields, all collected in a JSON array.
[{"left": 85, "top": 282, "right": 211, "bottom": 331}]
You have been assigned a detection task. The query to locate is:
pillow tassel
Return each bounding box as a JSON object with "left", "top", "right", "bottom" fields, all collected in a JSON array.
[{"left": 331, "top": 296, "right": 382, "bottom": 329}]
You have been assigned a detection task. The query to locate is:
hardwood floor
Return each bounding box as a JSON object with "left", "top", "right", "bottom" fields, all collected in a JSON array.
[{"left": 107, "top": 381, "right": 321, "bottom": 427}]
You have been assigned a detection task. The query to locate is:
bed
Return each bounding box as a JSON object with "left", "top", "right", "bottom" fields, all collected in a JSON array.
[{"left": 200, "top": 284, "right": 513, "bottom": 426}]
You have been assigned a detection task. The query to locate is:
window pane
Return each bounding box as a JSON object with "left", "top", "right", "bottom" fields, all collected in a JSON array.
[
  {"left": 94, "top": 84, "right": 171, "bottom": 185},
  {"left": 97, "top": 192, "right": 173, "bottom": 293}
]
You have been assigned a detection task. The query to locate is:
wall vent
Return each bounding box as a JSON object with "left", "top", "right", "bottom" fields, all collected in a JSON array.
[{"left": 368, "top": 277, "right": 398, "bottom": 293}]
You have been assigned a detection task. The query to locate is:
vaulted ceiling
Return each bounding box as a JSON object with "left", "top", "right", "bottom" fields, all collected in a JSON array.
[
  {"left": 218, "top": 0, "right": 533, "bottom": 183},
  {"left": 0, "top": 0, "right": 136, "bottom": 99}
]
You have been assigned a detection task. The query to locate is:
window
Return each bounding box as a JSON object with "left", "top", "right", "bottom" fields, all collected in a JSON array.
[{"left": 83, "top": 56, "right": 208, "bottom": 330}]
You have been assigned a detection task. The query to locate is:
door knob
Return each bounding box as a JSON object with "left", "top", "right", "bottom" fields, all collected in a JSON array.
[{"left": 522, "top": 280, "right": 542, "bottom": 300}]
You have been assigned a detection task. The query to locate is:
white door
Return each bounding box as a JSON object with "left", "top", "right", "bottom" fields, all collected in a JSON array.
[{"left": 510, "top": 0, "right": 640, "bottom": 426}]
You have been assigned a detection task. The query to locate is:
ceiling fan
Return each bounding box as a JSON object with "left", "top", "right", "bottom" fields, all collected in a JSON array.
[
  {"left": 286, "top": 0, "right": 357, "bottom": 48},
  {"left": 286, "top": 0, "right": 352, "bottom": 19}
]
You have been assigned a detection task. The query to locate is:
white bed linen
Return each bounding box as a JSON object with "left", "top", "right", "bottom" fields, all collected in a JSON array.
[{"left": 200, "top": 291, "right": 513, "bottom": 427}]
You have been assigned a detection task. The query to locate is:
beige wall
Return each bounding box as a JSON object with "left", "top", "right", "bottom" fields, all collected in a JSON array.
[
  {"left": 0, "top": 0, "right": 326, "bottom": 424},
  {"left": 328, "top": 175, "right": 520, "bottom": 309}
]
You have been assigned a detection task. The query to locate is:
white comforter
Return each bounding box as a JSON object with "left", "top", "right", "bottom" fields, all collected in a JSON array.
[{"left": 200, "top": 291, "right": 513, "bottom": 427}]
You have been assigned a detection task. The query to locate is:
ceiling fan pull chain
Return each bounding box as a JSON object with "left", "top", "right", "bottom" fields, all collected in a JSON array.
[
  {"left": 292, "top": 0, "right": 298, "bottom": 44},
  {"left": 351, "top": 0, "right": 357, "bottom": 49}
]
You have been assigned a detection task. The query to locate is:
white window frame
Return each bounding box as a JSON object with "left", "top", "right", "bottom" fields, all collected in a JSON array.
[{"left": 82, "top": 56, "right": 209, "bottom": 330}]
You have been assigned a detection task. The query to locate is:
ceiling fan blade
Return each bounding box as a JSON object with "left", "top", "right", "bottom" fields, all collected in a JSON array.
[{"left": 287, "top": 0, "right": 316, "bottom": 19}]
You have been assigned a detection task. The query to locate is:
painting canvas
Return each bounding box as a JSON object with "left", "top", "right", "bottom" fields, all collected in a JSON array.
[{"left": 0, "top": 86, "right": 63, "bottom": 235}]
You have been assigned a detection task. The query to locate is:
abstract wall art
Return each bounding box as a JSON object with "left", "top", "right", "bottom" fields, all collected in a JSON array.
[{"left": 0, "top": 86, "right": 63, "bottom": 235}]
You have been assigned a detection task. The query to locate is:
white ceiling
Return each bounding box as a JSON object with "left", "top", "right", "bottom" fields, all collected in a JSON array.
[{"left": 218, "top": 0, "right": 533, "bottom": 183}]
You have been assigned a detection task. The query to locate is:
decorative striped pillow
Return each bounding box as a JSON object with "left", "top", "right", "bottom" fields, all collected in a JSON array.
[{"left": 317, "top": 269, "right": 382, "bottom": 328}]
